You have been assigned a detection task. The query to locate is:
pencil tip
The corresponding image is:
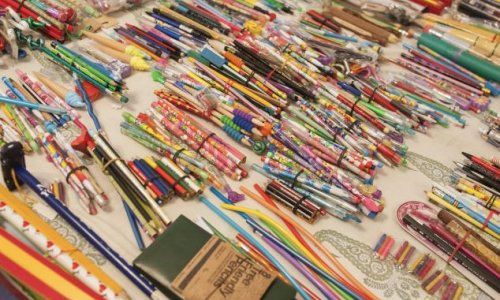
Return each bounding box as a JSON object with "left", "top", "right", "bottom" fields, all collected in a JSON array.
[{"left": 461, "top": 152, "right": 471, "bottom": 159}]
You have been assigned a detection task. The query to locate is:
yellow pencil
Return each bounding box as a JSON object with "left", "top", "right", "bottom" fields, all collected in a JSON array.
[
  {"left": 397, "top": 243, "right": 411, "bottom": 265},
  {"left": 427, "top": 191, "right": 500, "bottom": 239},
  {"left": 408, "top": 254, "right": 426, "bottom": 273},
  {"left": 452, "top": 285, "right": 463, "bottom": 300},
  {"left": 425, "top": 272, "right": 445, "bottom": 292}
]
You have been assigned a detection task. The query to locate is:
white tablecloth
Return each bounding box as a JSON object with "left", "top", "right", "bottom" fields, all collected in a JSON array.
[{"left": 1, "top": 4, "right": 499, "bottom": 300}]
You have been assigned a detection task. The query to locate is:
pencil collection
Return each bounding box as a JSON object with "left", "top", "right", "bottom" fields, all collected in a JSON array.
[
  {"left": 0, "top": 0, "right": 499, "bottom": 299},
  {"left": 395, "top": 152, "right": 499, "bottom": 297},
  {"left": 372, "top": 234, "right": 464, "bottom": 299}
]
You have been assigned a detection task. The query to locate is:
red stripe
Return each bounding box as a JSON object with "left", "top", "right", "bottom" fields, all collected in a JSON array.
[
  {"left": 0, "top": 228, "right": 100, "bottom": 298},
  {"left": 0, "top": 251, "right": 67, "bottom": 299}
]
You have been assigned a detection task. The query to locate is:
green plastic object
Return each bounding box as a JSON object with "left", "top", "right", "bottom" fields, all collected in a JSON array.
[{"left": 417, "top": 33, "right": 500, "bottom": 83}]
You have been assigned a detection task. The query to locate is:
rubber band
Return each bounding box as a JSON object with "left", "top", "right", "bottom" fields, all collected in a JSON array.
[
  {"left": 347, "top": 121, "right": 356, "bottom": 132},
  {"left": 485, "top": 195, "right": 496, "bottom": 209},
  {"left": 446, "top": 229, "right": 472, "bottom": 263},
  {"left": 292, "top": 195, "right": 307, "bottom": 214},
  {"left": 335, "top": 148, "right": 347, "bottom": 166},
  {"left": 332, "top": 130, "right": 341, "bottom": 143},
  {"left": 447, "top": 210, "right": 495, "bottom": 263},
  {"left": 142, "top": 175, "right": 160, "bottom": 187},
  {"left": 471, "top": 36, "right": 479, "bottom": 46},
  {"left": 16, "top": 0, "right": 27, "bottom": 13},
  {"left": 481, "top": 210, "right": 495, "bottom": 230},
  {"left": 171, "top": 174, "right": 189, "bottom": 191},
  {"left": 452, "top": 49, "right": 466, "bottom": 61},
  {"left": 368, "top": 85, "right": 383, "bottom": 103},
  {"left": 65, "top": 165, "right": 89, "bottom": 183},
  {"left": 282, "top": 43, "right": 291, "bottom": 53},
  {"left": 291, "top": 169, "right": 304, "bottom": 189},
  {"left": 266, "top": 66, "right": 277, "bottom": 80},
  {"left": 172, "top": 148, "right": 186, "bottom": 163},
  {"left": 244, "top": 71, "right": 255, "bottom": 87},
  {"left": 101, "top": 158, "right": 124, "bottom": 173},
  {"left": 490, "top": 42, "right": 499, "bottom": 57},
  {"left": 279, "top": 59, "right": 289, "bottom": 72},
  {"left": 349, "top": 98, "right": 363, "bottom": 116},
  {"left": 195, "top": 133, "right": 215, "bottom": 154},
  {"left": 318, "top": 18, "right": 328, "bottom": 30}
]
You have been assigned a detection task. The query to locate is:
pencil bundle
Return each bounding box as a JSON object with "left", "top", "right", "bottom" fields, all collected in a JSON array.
[
  {"left": 151, "top": 98, "right": 248, "bottom": 180},
  {"left": 330, "top": 1, "right": 425, "bottom": 27},
  {"left": 13, "top": 31, "right": 129, "bottom": 103},
  {"left": 85, "top": 132, "right": 171, "bottom": 238},
  {"left": 194, "top": 0, "right": 275, "bottom": 27},
  {"left": 456, "top": 0, "right": 500, "bottom": 23},
  {"left": 264, "top": 179, "right": 324, "bottom": 224},
  {"left": 321, "top": 6, "right": 400, "bottom": 45},
  {"left": 76, "top": 44, "right": 133, "bottom": 79},
  {"left": 155, "top": 0, "right": 281, "bottom": 38},
  {"left": 128, "top": 156, "right": 201, "bottom": 201},
  {"left": 427, "top": 183, "right": 499, "bottom": 239},
  {"left": 400, "top": 153, "right": 500, "bottom": 296},
  {"left": 0, "top": 70, "right": 112, "bottom": 212},
  {"left": 40, "top": 131, "right": 108, "bottom": 214},
  {"left": 453, "top": 152, "right": 499, "bottom": 207},
  {"left": 152, "top": 66, "right": 272, "bottom": 154}
]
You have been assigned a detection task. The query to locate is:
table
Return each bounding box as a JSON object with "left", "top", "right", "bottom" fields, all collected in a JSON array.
[{"left": 1, "top": 4, "right": 499, "bottom": 300}]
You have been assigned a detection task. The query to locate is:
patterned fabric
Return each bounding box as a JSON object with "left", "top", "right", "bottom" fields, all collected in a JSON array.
[
  {"left": 313, "top": 150, "right": 495, "bottom": 300},
  {"left": 315, "top": 229, "right": 489, "bottom": 300}
]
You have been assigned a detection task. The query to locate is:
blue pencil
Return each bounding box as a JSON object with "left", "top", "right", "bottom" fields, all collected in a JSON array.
[
  {"left": 123, "top": 200, "right": 145, "bottom": 250},
  {"left": 373, "top": 234, "right": 387, "bottom": 253},
  {"left": 0, "top": 95, "right": 66, "bottom": 114}
]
